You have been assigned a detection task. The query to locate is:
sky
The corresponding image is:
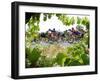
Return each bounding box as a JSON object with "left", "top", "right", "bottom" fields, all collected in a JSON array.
[{"left": 39, "top": 14, "right": 69, "bottom": 32}]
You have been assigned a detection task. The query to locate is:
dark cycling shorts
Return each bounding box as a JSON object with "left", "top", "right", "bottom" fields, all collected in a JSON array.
[{"left": 73, "top": 31, "right": 81, "bottom": 35}]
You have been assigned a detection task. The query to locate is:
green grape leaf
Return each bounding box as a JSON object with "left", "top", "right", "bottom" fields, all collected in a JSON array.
[
  {"left": 81, "top": 54, "right": 89, "bottom": 65},
  {"left": 64, "top": 58, "right": 71, "bottom": 66},
  {"left": 27, "top": 47, "right": 41, "bottom": 66},
  {"left": 77, "top": 17, "right": 81, "bottom": 24},
  {"left": 68, "top": 59, "right": 82, "bottom": 66},
  {"left": 56, "top": 53, "right": 67, "bottom": 66}
]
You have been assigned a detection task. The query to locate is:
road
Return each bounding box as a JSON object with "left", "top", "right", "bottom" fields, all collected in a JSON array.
[{"left": 32, "top": 41, "right": 72, "bottom": 47}]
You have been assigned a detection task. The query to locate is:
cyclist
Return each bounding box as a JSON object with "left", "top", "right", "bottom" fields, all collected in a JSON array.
[{"left": 71, "top": 27, "right": 81, "bottom": 35}]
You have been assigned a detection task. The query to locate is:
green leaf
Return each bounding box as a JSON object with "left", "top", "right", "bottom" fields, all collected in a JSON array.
[
  {"left": 81, "top": 54, "right": 89, "bottom": 65},
  {"left": 43, "top": 16, "right": 47, "bottom": 21},
  {"left": 77, "top": 17, "right": 81, "bottom": 24},
  {"left": 27, "top": 47, "right": 41, "bottom": 65},
  {"left": 64, "top": 58, "right": 71, "bottom": 66},
  {"left": 70, "top": 17, "right": 75, "bottom": 25},
  {"left": 56, "top": 53, "right": 67, "bottom": 66},
  {"left": 68, "top": 59, "right": 82, "bottom": 66}
]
